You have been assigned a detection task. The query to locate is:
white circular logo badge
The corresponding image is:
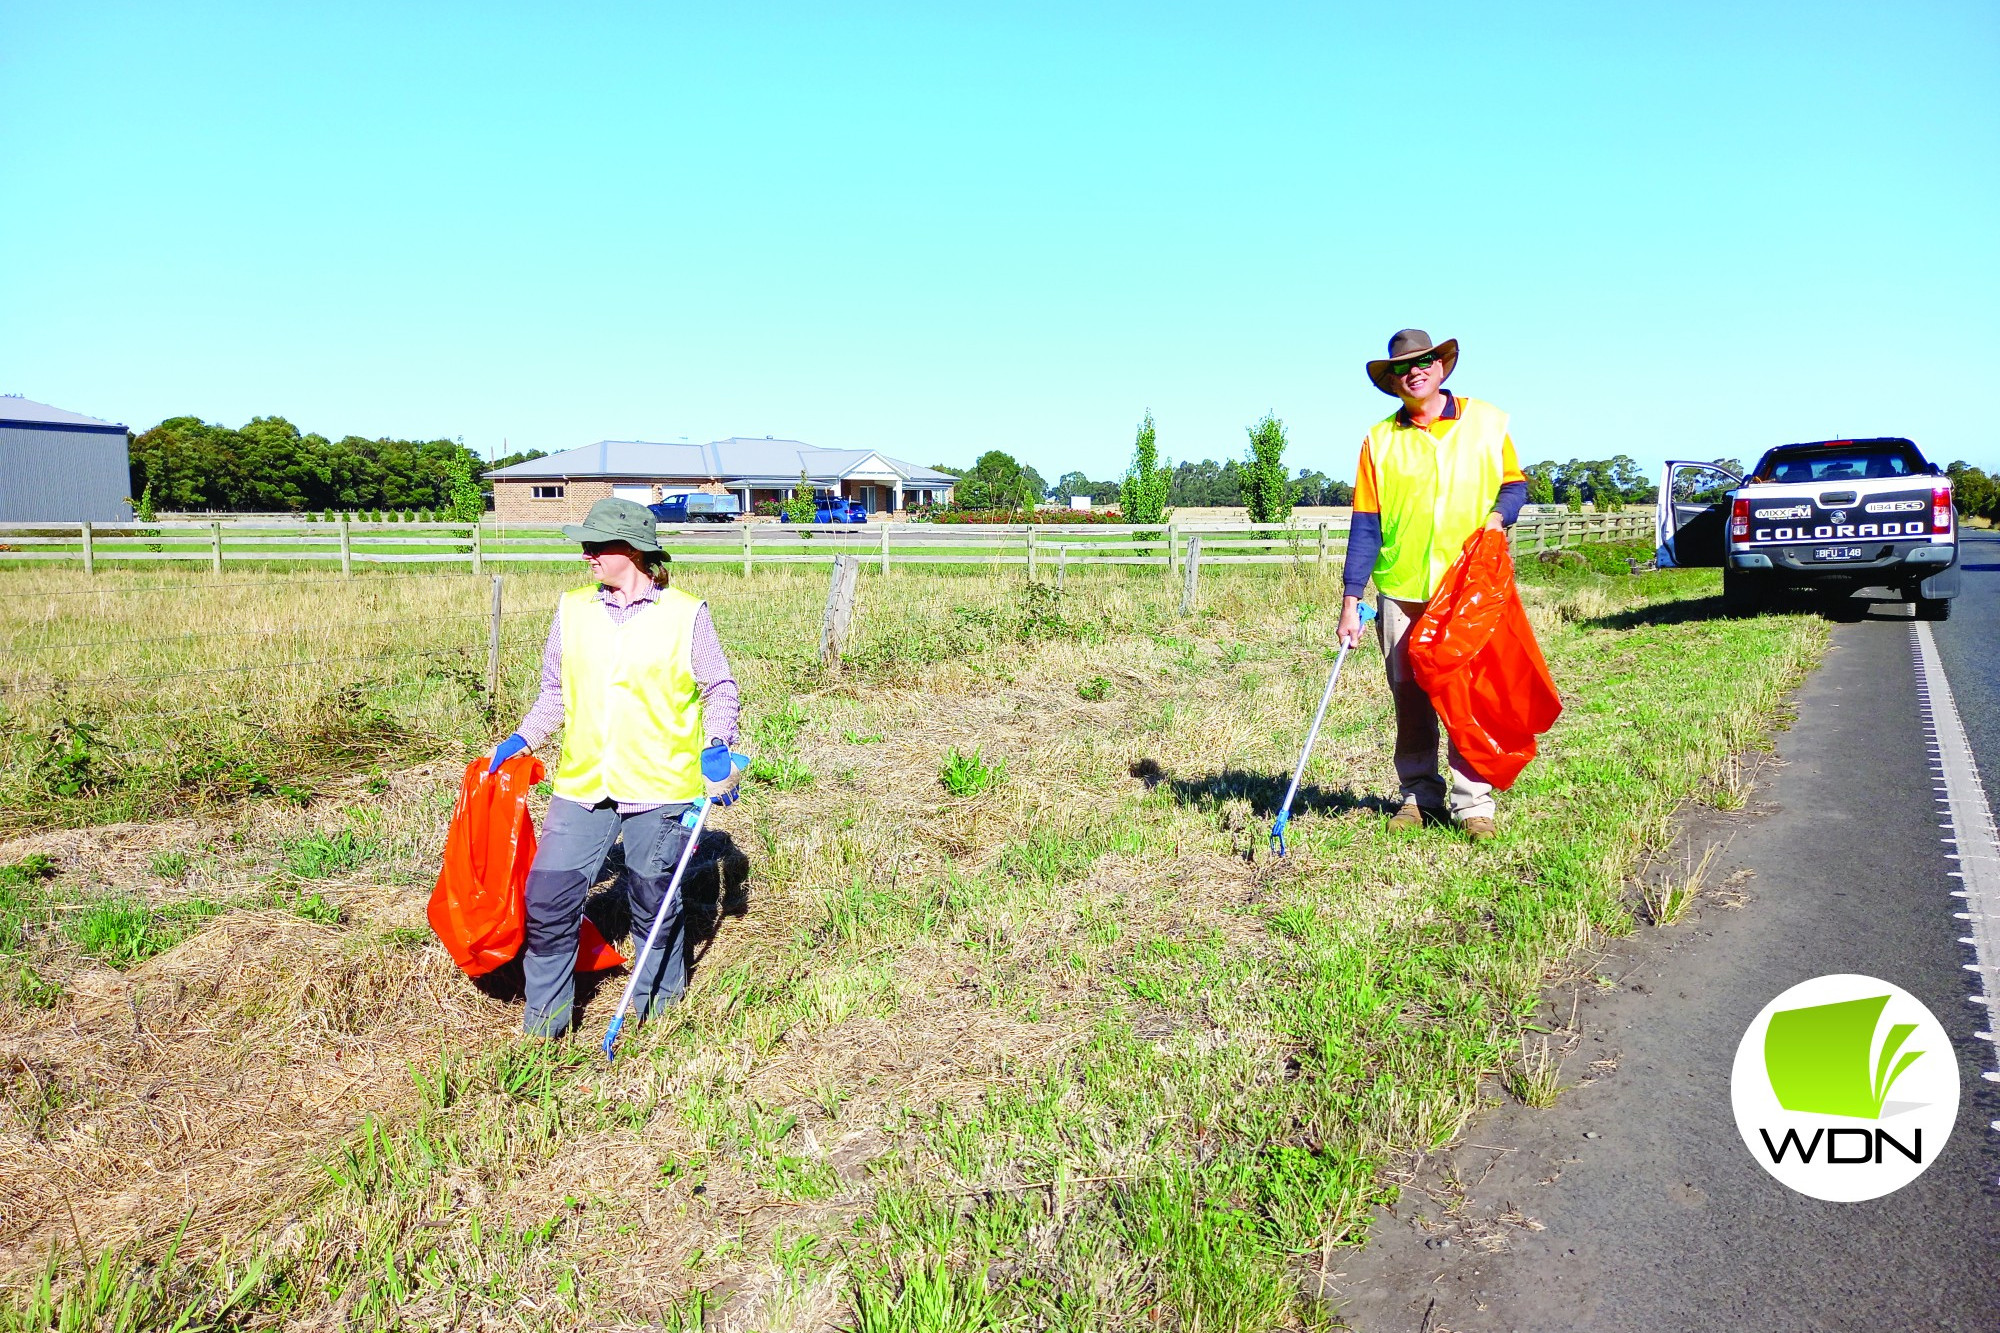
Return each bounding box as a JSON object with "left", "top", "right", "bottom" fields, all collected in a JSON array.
[{"left": 1731, "top": 974, "right": 1959, "bottom": 1202}]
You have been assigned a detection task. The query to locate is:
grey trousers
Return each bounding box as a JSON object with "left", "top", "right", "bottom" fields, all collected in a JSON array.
[
  {"left": 521, "top": 797, "right": 693, "bottom": 1038},
  {"left": 1378, "top": 594, "right": 1496, "bottom": 821}
]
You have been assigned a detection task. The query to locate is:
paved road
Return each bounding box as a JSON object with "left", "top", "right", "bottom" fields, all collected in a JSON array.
[{"left": 1336, "top": 539, "right": 2000, "bottom": 1332}]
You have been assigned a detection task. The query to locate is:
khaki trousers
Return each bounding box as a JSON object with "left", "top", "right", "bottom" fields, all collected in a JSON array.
[{"left": 1378, "top": 595, "right": 1496, "bottom": 821}]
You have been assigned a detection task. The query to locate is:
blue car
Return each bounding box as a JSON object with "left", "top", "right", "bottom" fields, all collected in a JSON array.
[{"left": 780, "top": 496, "right": 869, "bottom": 524}]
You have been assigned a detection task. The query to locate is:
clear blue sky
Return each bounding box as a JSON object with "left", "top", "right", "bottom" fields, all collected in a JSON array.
[{"left": 5, "top": 2, "right": 1996, "bottom": 483}]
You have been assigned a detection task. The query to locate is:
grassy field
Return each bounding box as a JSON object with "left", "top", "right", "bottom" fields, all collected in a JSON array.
[{"left": 0, "top": 548, "right": 1824, "bottom": 1330}]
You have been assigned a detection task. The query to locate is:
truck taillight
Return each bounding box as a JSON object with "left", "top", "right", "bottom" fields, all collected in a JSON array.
[
  {"left": 1934, "top": 484, "right": 1953, "bottom": 533},
  {"left": 1730, "top": 498, "right": 1750, "bottom": 540}
]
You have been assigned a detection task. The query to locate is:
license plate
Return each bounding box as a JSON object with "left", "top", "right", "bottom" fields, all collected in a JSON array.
[{"left": 1815, "top": 546, "right": 1865, "bottom": 561}]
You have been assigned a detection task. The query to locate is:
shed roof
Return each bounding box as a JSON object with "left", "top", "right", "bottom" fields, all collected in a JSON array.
[{"left": 0, "top": 395, "right": 127, "bottom": 432}]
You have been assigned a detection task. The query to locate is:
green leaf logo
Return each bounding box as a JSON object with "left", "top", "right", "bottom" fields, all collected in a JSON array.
[{"left": 1763, "top": 994, "right": 1922, "bottom": 1119}]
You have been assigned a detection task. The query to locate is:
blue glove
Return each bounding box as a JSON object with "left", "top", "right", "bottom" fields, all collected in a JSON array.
[
  {"left": 488, "top": 733, "right": 529, "bottom": 774},
  {"left": 701, "top": 743, "right": 751, "bottom": 806}
]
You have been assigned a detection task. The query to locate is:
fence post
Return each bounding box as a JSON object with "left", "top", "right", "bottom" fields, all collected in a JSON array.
[
  {"left": 1058, "top": 544, "right": 1068, "bottom": 590},
  {"left": 821, "top": 554, "right": 861, "bottom": 668},
  {"left": 1317, "top": 521, "right": 1328, "bottom": 565},
  {"left": 487, "top": 574, "right": 504, "bottom": 707},
  {"left": 1181, "top": 535, "right": 1201, "bottom": 614},
  {"left": 1026, "top": 525, "right": 1037, "bottom": 580},
  {"left": 470, "top": 521, "right": 485, "bottom": 574},
  {"left": 742, "top": 522, "right": 753, "bottom": 577},
  {"left": 80, "top": 521, "right": 94, "bottom": 575},
  {"left": 1167, "top": 523, "right": 1178, "bottom": 573},
  {"left": 210, "top": 521, "right": 223, "bottom": 573},
  {"left": 880, "top": 521, "right": 890, "bottom": 576},
  {"left": 339, "top": 516, "right": 353, "bottom": 577}
]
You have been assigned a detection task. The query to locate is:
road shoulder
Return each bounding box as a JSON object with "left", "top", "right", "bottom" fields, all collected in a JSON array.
[{"left": 1333, "top": 615, "right": 2000, "bottom": 1333}]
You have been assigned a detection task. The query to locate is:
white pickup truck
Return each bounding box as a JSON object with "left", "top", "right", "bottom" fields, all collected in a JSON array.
[{"left": 1655, "top": 437, "right": 1960, "bottom": 619}]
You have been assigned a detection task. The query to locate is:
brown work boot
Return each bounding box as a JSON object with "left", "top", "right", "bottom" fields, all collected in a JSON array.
[
  {"left": 1387, "top": 798, "right": 1428, "bottom": 832},
  {"left": 1460, "top": 815, "right": 1497, "bottom": 843}
]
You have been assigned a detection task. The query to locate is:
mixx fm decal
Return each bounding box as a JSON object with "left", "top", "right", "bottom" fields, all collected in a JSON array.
[{"left": 1731, "top": 974, "right": 1959, "bottom": 1201}]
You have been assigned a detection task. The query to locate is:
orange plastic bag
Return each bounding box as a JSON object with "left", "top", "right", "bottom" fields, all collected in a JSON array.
[
  {"left": 1407, "top": 528, "right": 1563, "bottom": 790},
  {"left": 427, "top": 755, "right": 625, "bottom": 976}
]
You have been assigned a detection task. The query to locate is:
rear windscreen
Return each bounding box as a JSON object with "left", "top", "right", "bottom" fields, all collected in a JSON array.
[{"left": 1753, "top": 449, "right": 1922, "bottom": 483}]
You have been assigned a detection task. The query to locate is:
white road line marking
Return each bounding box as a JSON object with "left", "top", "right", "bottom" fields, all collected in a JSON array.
[{"left": 1912, "top": 624, "right": 2000, "bottom": 1106}]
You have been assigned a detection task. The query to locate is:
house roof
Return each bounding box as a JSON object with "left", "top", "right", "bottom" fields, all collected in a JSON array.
[
  {"left": 487, "top": 438, "right": 958, "bottom": 486},
  {"left": 0, "top": 395, "right": 127, "bottom": 432}
]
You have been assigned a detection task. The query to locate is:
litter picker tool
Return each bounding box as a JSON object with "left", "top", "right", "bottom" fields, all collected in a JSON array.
[
  {"left": 1271, "top": 603, "right": 1375, "bottom": 858},
  {"left": 602, "top": 797, "right": 712, "bottom": 1062}
]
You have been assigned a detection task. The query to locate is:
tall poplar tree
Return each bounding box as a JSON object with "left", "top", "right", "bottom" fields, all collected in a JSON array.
[{"left": 1120, "top": 411, "right": 1172, "bottom": 523}]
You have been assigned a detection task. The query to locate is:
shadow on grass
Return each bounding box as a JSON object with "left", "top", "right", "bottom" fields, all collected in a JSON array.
[
  {"left": 470, "top": 830, "right": 753, "bottom": 1011},
  {"left": 1131, "top": 758, "right": 1391, "bottom": 819}
]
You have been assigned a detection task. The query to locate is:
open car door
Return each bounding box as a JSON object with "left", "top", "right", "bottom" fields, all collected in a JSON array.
[{"left": 1655, "top": 460, "right": 1742, "bottom": 568}]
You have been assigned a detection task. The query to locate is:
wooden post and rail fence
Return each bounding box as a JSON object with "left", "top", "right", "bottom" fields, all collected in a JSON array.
[{"left": 0, "top": 511, "right": 1654, "bottom": 577}]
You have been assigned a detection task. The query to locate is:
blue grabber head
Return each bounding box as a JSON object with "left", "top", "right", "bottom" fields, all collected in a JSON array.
[
  {"left": 1270, "top": 811, "right": 1291, "bottom": 858},
  {"left": 601, "top": 1013, "right": 627, "bottom": 1063}
]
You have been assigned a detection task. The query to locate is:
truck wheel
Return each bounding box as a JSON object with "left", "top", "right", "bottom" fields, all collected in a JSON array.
[
  {"left": 1722, "top": 567, "right": 1769, "bottom": 615},
  {"left": 1917, "top": 596, "right": 1952, "bottom": 622}
]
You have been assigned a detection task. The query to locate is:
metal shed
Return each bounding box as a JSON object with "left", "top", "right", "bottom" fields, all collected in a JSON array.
[{"left": 0, "top": 396, "right": 133, "bottom": 522}]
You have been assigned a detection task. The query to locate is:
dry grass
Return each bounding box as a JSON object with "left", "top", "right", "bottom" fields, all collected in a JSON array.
[{"left": 0, "top": 552, "right": 1828, "bottom": 1329}]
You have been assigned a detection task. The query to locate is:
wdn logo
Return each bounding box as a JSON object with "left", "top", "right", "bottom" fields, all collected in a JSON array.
[{"left": 1731, "top": 975, "right": 1959, "bottom": 1201}]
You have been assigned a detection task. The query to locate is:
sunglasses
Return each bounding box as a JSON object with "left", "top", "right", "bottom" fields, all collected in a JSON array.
[
  {"left": 581, "top": 541, "right": 628, "bottom": 557},
  {"left": 1390, "top": 355, "right": 1441, "bottom": 376}
]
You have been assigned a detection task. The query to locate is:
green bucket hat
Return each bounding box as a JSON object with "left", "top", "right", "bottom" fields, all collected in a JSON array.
[{"left": 560, "top": 497, "right": 662, "bottom": 553}]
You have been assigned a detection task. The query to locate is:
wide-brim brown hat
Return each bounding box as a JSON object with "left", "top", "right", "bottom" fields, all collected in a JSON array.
[{"left": 1367, "top": 328, "right": 1459, "bottom": 396}]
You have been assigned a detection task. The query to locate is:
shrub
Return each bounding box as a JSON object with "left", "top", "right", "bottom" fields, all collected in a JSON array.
[
  {"left": 921, "top": 509, "right": 1123, "bottom": 525},
  {"left": 940, "top": 747, "right": 1004, "bottom": 797},
  {"left": 784, "top": 469, "right": 816, "bottom": 525},
  {"left": 1016, "top": 581, "right": 1073, "bottom": 640}
]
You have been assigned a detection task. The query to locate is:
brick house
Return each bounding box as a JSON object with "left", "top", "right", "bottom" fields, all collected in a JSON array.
[{"left": 488, "top": 438, "right": 957, "bottom": 522}]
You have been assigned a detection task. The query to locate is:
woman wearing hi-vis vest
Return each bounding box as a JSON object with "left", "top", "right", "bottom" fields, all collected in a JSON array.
[
  {"left": 1336, "top": 330, "right": 1529, "bottom": 843},
  {"left": 488, "top": 498, "right": 747, "bottom": 1037}
]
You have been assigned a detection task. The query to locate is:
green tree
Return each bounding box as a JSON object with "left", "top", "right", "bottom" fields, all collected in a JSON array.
[
  {"left": 1948, "top": 461, "right": 1999, "bottom": 521},
  {"left": 1242, "top": 413, "right": 1293, "bottom": 523},
  {"left": 1523, "top": 461, "right": 1557, "bottom": 506},
  {"left": 786, "top": 468, "right": 816, "bottom": 524},
  {"left": 953, "top": 451, "right": 1032, "bottom": 512},
  {"left": 1120, "top": 411, "right": 1172, "bottom": 523},
  {"left": 1051, "top": 470, "right": 1120, "bottom": 505},
  {"left": 441, "top": 452, "right": 485, "bottom": 522}
]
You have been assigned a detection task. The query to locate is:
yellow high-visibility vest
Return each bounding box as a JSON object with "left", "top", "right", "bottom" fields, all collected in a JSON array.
[
  {"left": 1368, "top": 397, "right": 1511, "bottom": 601},
  {"left": 552, "top": 586, "right": 706, "bottom": 805}
]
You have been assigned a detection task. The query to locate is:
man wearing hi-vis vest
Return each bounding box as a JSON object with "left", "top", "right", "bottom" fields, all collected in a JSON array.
[
  {"left": 487, "top": 498, "right": 747, "bottom": 1037},
  {"left": 1337, "top": 330, "right": 1528, "bottom": 842}
]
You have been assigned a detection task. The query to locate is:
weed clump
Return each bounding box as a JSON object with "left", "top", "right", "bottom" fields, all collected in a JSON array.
[
  {"left": 940, "top": 747, "right": 1004, "bottom": 797},
  {"left": 1077, "top": 675, "right": 1111, "bottom": 701},
  {"left": 281, "top": 830, "right": 380, "bottom": 879},
  {"left": 67, "top": 895, "right": 226, "bottom": 966}
]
